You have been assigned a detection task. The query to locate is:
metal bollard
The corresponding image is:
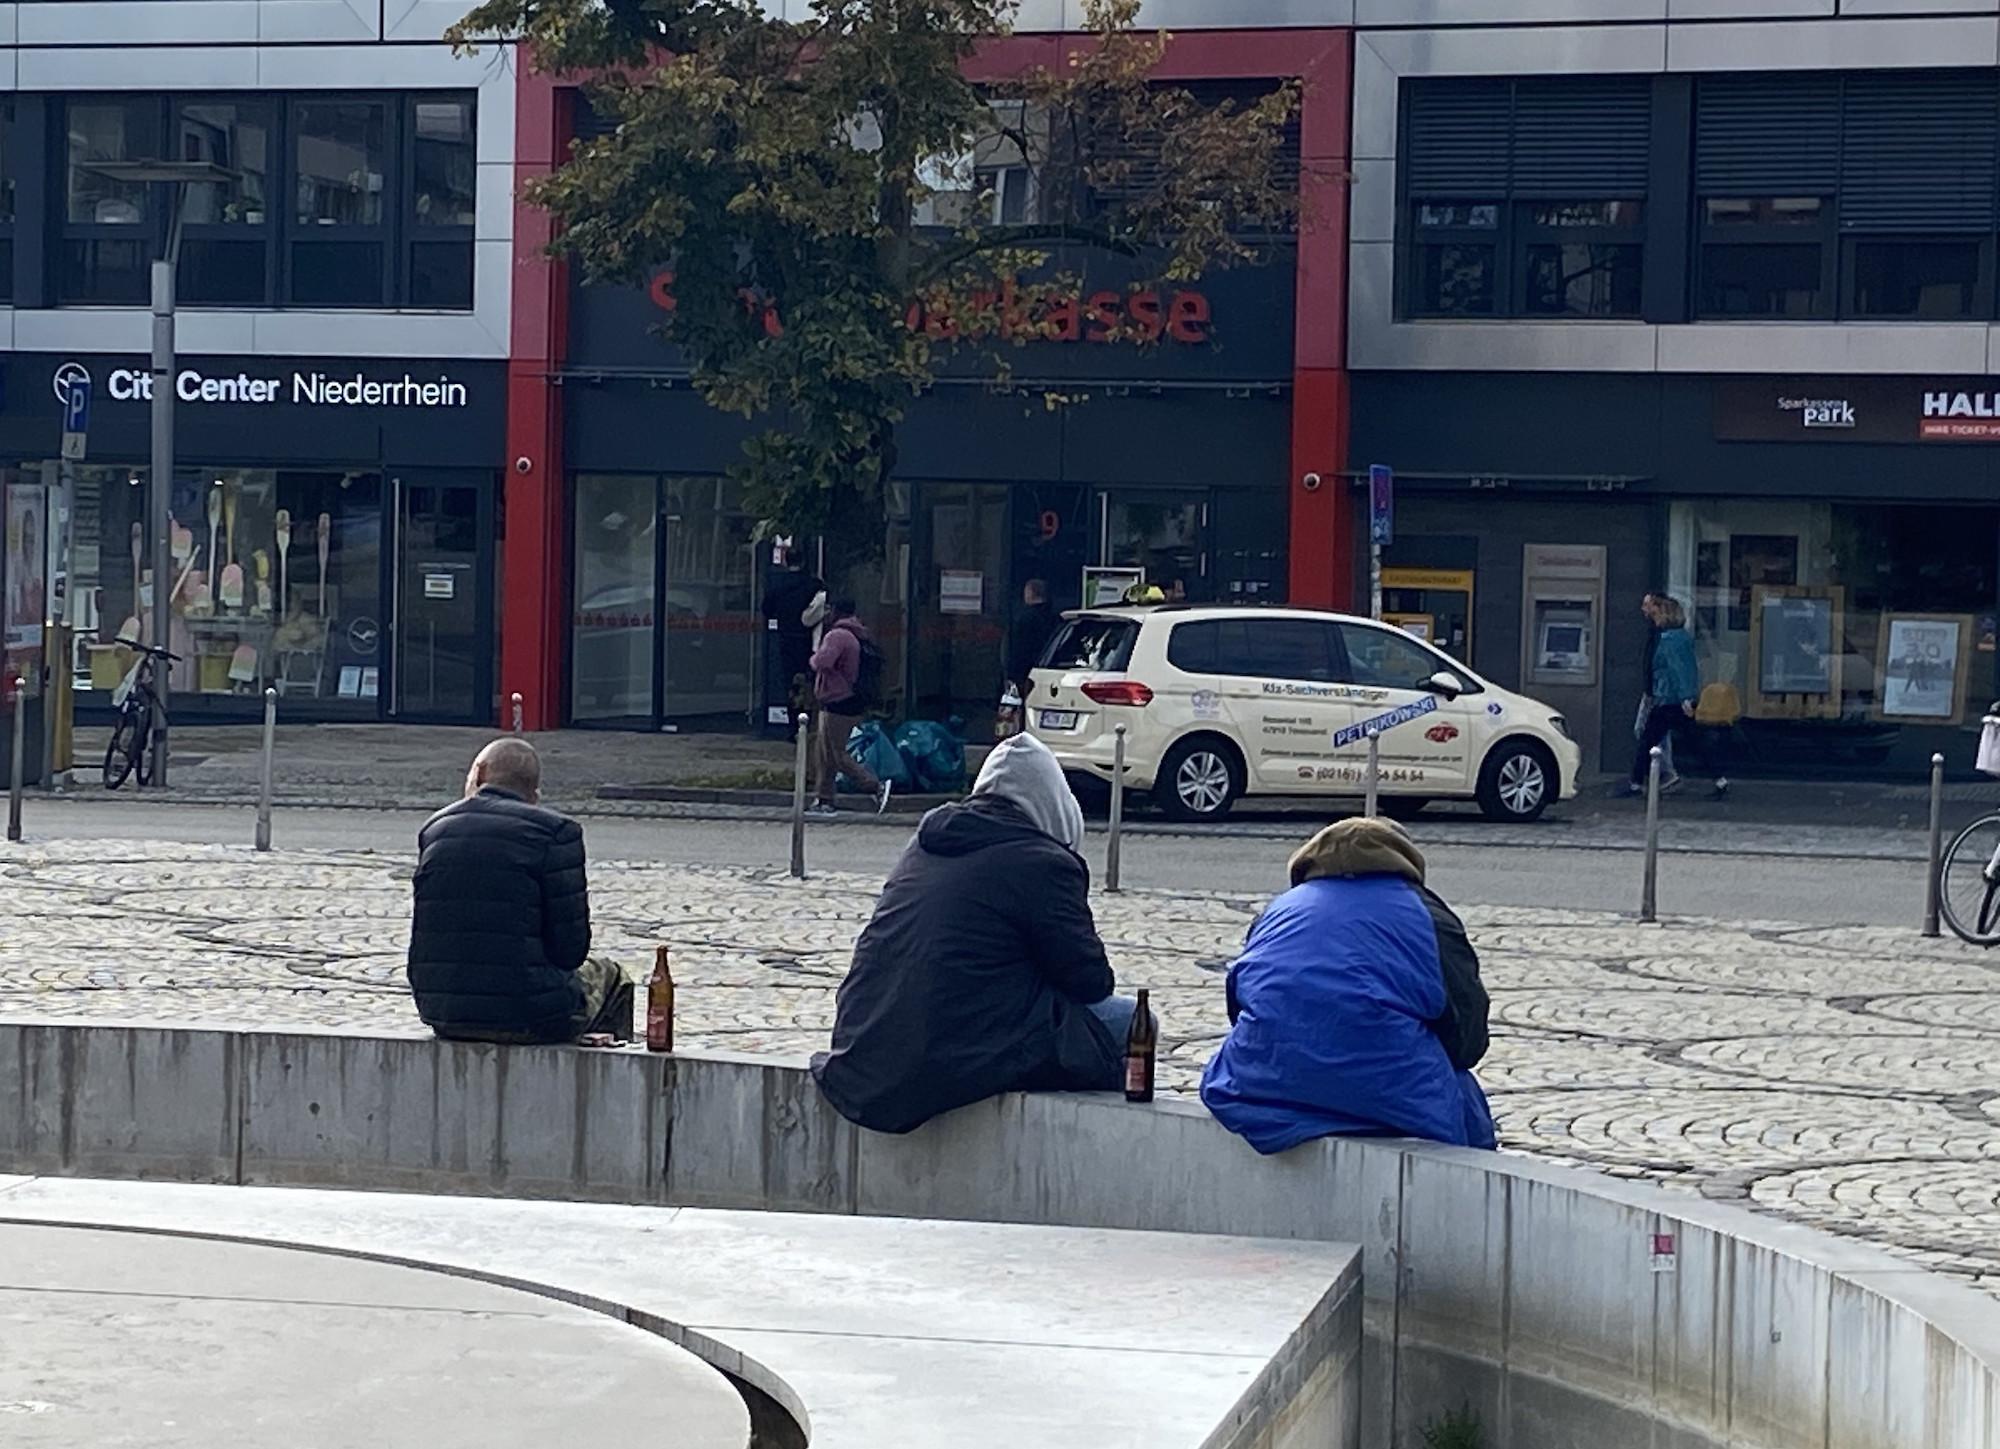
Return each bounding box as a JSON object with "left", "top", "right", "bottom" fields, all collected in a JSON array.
[
  {"left": 1639, "top": 745, "right": 1664, "bottom": 923},
  {"left": 254, "top": 687, "right": 277, "bottom": 852},
  {"left": 1106, "top": 724, "right": 1127, "bottom": 893},
  {"left": 1362, "top": 728, "right": 1381, "bottom": 817},
  {"left": 510, "top": 692, "right": 524, "bottom": 734},
  {"left": 5, "top": 683, "right": 22, "bottom": 843},
  {"left": 790, "top": 712, "right": 810, "bottom": 880},
  {"left": 1923, "top": 751, "right": 1946, "bottom": 938}
]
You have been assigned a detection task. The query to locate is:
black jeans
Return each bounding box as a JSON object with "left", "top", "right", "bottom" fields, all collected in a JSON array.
[{"left": 1630, "top": 703, "right": 1713, "bottom": 785}]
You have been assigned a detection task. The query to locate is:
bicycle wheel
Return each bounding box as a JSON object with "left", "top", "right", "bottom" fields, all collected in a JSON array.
[
  {"left": 1937, "top": 812, "right": 2000, "bottom": 947},
  {"left": 101, "top": 710, "right": 146, "bottom": 791}
]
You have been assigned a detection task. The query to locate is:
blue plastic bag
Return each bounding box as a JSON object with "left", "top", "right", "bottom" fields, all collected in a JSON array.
[
  {"left": 893, "top": 719, "right": 968, "bottom": 795},
  {"left": 840, "top": 719, "right": 913, "bottom": 793}
]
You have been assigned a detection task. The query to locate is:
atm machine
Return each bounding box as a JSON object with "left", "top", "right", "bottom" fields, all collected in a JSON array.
[
  {"left": 0, "top": 476, "right": 48, "bottom": 789},
  {"left": 1520, "top": 544, "right": 1607, "bottom": 775}
]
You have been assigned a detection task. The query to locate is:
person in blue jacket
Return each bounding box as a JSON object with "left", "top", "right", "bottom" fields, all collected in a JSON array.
[
  {"left": 1626, "top": 594, "right": 1728, "bottom": 799},
  {"left": 1200, "top": 817, "right": 1495, "bottom": 1154}
]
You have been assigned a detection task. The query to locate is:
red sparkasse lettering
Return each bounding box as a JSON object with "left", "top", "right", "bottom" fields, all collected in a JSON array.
[
  {"left": 1084, "top": 290, "right": 1121, "bottom": 343},
  {"left": 1168, "top": 290, "right": 1211, "bottom": 343},
  {"left": 646, "top": 271, "right": 1212, "bottom": 346},
  {"left": 1043, "top": 293, "right": 1081, "bottom": 342},
  {"left": 1128, "top": 289, "right": 1164, "bottom": 341}
]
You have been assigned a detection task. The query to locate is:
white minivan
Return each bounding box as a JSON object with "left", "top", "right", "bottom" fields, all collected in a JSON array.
[{"left": 1026, "top": 605, "right": 1582, "bottom": 823}]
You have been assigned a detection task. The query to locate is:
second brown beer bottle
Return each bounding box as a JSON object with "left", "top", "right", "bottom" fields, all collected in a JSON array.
[
  {"left": 646, "top": 945, "right": 675, "bottom": 1053},
  {"left": 1124, "top": 988, "right": 1156, "bottom": 1103}
]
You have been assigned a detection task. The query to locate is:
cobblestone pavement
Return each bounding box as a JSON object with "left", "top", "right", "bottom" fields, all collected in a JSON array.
[{"left": 3, "top": 838, "right": 1998, "bottom": 1295}]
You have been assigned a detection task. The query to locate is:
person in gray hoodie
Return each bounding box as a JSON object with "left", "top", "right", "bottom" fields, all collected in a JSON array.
[{"left": 812, "top": 734, "right": 1146, "bottom": 1134}]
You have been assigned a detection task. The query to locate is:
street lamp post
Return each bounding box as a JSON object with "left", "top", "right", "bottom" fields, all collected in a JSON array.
[{"left": 83, "top": 160, "right": 234, "bottom": 786}]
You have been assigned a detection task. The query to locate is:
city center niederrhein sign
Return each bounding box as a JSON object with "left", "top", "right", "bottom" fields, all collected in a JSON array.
[{"left": 55, "top": 360, "right": 470, "bottom": 411}]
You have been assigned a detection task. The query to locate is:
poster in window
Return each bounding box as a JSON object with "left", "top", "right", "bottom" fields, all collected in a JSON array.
[
  {"left": 4, "top": 484, "right": 47, "bottom": 651},
  {"left": 1874, "top": 614, "right": 1971, "bottom": 725},
  {"left": 1748, "top": 585, "right": 1843, "bottom": 720},
  {"left": 1728, "top": 535, "right": 1798, "bottom": 633}
]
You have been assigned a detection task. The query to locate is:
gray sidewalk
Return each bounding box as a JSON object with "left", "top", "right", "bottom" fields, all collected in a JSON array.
[{"left": 59, "top": 719, "right": 1999, "bottom": 859}]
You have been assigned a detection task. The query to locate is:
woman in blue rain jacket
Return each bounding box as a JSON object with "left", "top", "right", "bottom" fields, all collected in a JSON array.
[{"left": 1200, "top": 817, "right": 1496, "bottom": 1154}]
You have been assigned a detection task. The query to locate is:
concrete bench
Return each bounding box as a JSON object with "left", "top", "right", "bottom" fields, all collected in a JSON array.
[{"left": 4, "top": 1019, "right": 1998, "bottom": 1449}]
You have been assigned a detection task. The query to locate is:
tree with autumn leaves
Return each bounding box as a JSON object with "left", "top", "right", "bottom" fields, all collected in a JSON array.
[{"left": 449, "top": 0, "right": 1301, "bottom": 550}]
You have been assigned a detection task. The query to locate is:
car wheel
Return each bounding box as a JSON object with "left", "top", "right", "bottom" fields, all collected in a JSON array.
[
  {"left": 1477, "top": 741, "right": 1555, "bottom": 823},
  {"left": 1156, "top": 737, "right": 1241, "bottom": 823}
]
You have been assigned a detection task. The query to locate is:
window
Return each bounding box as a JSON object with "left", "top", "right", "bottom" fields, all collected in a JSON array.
[
  {"left": 291, "top": 98, "right": 388, "bottom": 305},
  {"left": 55, "top": 91, "right": 477, "bottom": 311},
  {"left": 1402, "top": 77, "right": 1649, "bottom": 320},
  {"left": 1521, "top": 202, "right": 1644, "bottom": 317},
  {"left": 63, "top": 98, "right": 158, "bottom": 303},
  {"left": 1698, "top": 197, "right": 1832, "bottom": 319},
  {"left": 1167, "top": 620, "right": 1218, "bottom": 673},
  {"left": 408, "top": 97, "right": 474, "bottom": 308},
  {"left": 1695, "top": 71, "right": 1996, "bottom": 321},
  {"left": 1849, "top": 239, "right": 1983, "bottom": 319},
  {"left": 177, "top": 100, "right": 273, "bottom": 306},
  {"left": 1238, "top": 620, "right": 1338, "bottom": 684},
  {"left": 0, "top": 100, "right": 15, "bottom": 303},
  {"left": 1042, "top": 618, "right": 1138, "bottom": 673},
  {"left": 1410, "top": 204, "right": 1499, "bottom": 316},
  {"left": 1337, "top": 624, "right": 1443, "bottom": 692}
]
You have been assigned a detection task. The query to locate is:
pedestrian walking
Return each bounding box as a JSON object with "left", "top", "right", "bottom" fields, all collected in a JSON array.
[
  {"left": 808, "top": 597, "right": 892, "bottom": 817},
  {"left": 998, "top": 579, "right": 1059, "bottom": 738},
  {"left": 1636, "top": 591, "right": 1676, "bottom": 786},
  {"left": 1625, "top": 595, "right": 1729, "bottom": 800},
  {"left": 761, "top": 550, "right": 824, "bottom": 715}
]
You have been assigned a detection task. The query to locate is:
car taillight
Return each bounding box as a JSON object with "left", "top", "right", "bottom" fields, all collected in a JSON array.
[{"left": 1081, "top": 680, "right": 1154, "bottom": 707}]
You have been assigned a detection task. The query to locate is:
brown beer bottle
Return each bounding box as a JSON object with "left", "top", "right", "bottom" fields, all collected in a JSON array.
[
  {"left": 1124, "top": 988, "right": 1156, "bottom": 1103},
  {"left": 646, "top": 945, "right": 675, "bottom": 1053}
]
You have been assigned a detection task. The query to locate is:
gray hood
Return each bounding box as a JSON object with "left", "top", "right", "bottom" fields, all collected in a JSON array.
[{"left": 970, "top": 734, "right": 1085, "bottom": 854}]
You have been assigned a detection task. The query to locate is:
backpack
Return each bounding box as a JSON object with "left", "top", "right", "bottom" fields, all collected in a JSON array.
[{"left": 851, "top": 636, "right": 887, "bottom": 711}]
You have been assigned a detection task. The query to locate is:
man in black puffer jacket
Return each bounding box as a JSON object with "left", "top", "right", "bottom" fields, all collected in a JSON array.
[
  {"left": 813, "top": 734, "right": 1144, "bottom": 1134},
  {"left": 408, "top": 738, "right": 629, "bottom": 1044}
]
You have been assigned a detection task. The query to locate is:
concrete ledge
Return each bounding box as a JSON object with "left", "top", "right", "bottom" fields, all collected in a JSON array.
[{"left": 4, "top": 1020, "right": 1998, "bottom": 1448}]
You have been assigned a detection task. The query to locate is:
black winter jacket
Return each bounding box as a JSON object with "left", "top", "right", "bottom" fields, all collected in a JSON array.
[
  {"left": 812, "top": 796, "right": 1123, "bottom": 1133},
  {"left": 407, "top": 787, "right": 593, "bottom": 1041}
]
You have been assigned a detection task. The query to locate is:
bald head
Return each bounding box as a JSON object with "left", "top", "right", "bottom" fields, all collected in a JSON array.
[{"left": 465, "top": 738, "right": 542, "bottom": 802}]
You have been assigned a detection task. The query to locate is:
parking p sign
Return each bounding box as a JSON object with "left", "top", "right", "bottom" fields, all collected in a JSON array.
[{"left": 60, "top": 374, "right": 91, "bottom": 461}]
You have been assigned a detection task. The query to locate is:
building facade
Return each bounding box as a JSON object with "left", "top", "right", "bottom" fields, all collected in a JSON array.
[
  {"left": 1346, "top": 3, "right": 2000, "bottom": 781},
  {"left": 0, "top": 5, "right": 514, "bottom": 736}
]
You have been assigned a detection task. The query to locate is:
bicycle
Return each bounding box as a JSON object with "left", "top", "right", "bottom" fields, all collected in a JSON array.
[
  {"left": 102, "top": 639, "right": 179, "bottom": 791},
  {"left": 1939, "top": 705, "right": 2000, "bottom": 946}
]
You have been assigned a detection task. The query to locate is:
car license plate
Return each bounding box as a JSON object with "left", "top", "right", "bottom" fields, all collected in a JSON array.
[{"left": 1039, "top": 709, "right": 1079, "bottom": 730}]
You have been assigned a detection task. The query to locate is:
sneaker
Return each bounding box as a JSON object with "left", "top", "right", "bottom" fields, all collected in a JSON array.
[
  {"left": 1616, "top": 780, "right": 1645, "bottom": 798},
  {"left": 1712, "top": 777, "right": 1731, "bottom": 801},
  {"left": 876, "top": 779, "right": 895, "bottom": 815},
  {"left": 806, "top": 802, "right": 839, "bottom": 819},
  {"left": 1659, "top": 774, "right": 1685, "bottom": 796}
]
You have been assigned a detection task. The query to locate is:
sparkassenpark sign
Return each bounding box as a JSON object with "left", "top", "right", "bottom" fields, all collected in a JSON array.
[{"left": 1715, "top": 376, "right": 2000, "bottom": 444}]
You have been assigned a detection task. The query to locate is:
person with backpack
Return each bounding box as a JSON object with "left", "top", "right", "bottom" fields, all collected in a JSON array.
[{"left": 809, "top": 597, "right": 893, "bottom": 817}]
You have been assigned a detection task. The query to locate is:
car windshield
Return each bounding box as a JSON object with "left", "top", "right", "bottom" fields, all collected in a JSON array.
[{"left": 1040, "top": 617, "right": 1138, "bottom": 672}]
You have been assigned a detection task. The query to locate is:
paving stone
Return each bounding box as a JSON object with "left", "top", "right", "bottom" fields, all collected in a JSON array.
[{"left": 4, "top": 836, "right": 2000, "bottom": 1297}]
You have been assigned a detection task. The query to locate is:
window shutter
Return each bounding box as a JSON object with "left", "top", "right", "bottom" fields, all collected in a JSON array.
[
  {"left": 1511, "top": 76, "right": 1650, "bottom": 197},
  {"left": 1695, "top": 74, "right": 1840, "bottom": 195},
  {"left": 1404, "top": 78, "right": 1512, "bottom": 198},
  {"left": 1840, "top": 71, "right": 1997, "bottom": 232}
]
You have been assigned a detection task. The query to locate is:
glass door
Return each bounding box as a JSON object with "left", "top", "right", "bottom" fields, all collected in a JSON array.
[
  {"left": 571, "top": 473, "right": 659, "bottom": 725},
  {"left": 392, "top": 474, "right": 492, "bottom": 721},
  {"left": 661, "top": 477, "right": 758, "bottom": 729}
]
